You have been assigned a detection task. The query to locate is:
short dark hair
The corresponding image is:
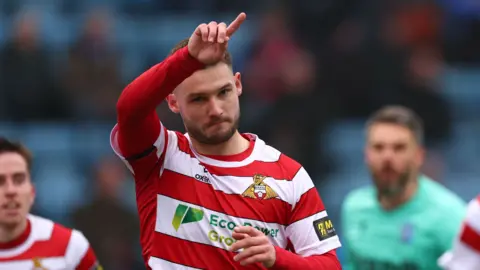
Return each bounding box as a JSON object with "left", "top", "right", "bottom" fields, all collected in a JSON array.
[
  {"left": 366, "top": 105, "right": 424, "bottom": 144},
  {"left": 169, "top": 38, "right": 233, "bottom": 67},
  {"left": 0, "top": 137, "right": 33, "bottom": 171}
]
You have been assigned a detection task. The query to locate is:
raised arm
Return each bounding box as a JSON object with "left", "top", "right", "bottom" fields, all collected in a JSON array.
[
  {"left": 114, "top": 12, "right": 246, "bottom": 161},
  {"left": 116, "top": 48, "right": 203, "bottom": 158}
]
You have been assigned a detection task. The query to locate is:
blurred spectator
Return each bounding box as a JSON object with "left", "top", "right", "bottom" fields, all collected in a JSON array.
[
  {"left": 243, "top": 8, "right": 307, "bottom": 104},
  {"left": 372, "top": 2, "right": 452, "bottom": 146},
  {"left": 71, "top": 156, "right": 140, "bottom": 270},
  {"left": 0, "top": 11, "right": 71, "bottom": 121},
  {"left": 243, "top": 8, "right": 335, "bottom": 178},
  {"left": 62, "top": 8, "right": 123, "bottom": 121}
]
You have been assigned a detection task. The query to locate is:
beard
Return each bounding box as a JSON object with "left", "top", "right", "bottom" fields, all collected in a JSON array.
[
  {"left": 370, "top": 162, "right": 413, "bottom": 197},
  {"left": 184, "top": 113, "right": 239, "bottom": 145}
]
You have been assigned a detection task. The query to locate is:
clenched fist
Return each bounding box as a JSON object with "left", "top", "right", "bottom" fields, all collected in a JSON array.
[{"left": 188, "top": 13, "right": 246, "bottom": 65}]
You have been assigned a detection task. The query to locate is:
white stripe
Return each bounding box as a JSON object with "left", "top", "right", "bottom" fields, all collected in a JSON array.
[
  {"left": 465, "top": 198, "right": 480, "bottom": 233},
  {"left": 65, "top": 230, "right": 90, "bottom": 268},
  {"left": 0, "top": 257, "right": 68, "bottom": 269},
  {"left": 154, "top": 123, "right": 167, "bottom": 159},
  {"left": 438, "top": 242, "right": 480, "bottom": 269},
  {"left": 148, "top": 257, "right": 202, "bottom": 270},
  {"left": 110, "top": 124, "right": 134, "bottom": 173},
  {"left": 286, "top": 211, "right": 341, "bottom": 256},
  {"left": 291, "top": 167, "right": 315, "bottom": 209},
  {"left": 155, "top": 195, "right": 287, "bottom": 251},
  {"left": 0, "top": 215, "right": 54, "bottom": 258},
  {"left": 163, "top": 150, "right": 297, "bottom": 205}
]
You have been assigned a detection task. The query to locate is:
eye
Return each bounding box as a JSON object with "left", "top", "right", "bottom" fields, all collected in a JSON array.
[
  {"left": 219, "top": 88, "right": 231, "bottom": 96},
  {"left": 191, "top": 96, "right": 205, "bottom": 103},
  {"left": 12, "top": 173, "right": 26, "bottom": 185}
]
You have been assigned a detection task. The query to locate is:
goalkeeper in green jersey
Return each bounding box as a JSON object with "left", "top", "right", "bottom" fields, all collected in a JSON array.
[{"left": 341, "top": 106, "right": 467, "bottom": 270}]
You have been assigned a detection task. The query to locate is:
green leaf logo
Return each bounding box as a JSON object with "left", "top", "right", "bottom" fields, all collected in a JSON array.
[{"left": 172, "top": 204, "right": 204, "bottom": 231}]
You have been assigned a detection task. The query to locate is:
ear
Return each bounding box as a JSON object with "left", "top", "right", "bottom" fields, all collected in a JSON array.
[
  {"left": 415, "top": 146, "right": 426, "bottom": 168},
  {"left": 30, "top": 183, "right": 36, "bottom": 205},
  {"left": 234, "top": 72, "right": 243, "bottom": 96},
  {"left": 166, "top": 94, "right": 180, "bottom": 114}
]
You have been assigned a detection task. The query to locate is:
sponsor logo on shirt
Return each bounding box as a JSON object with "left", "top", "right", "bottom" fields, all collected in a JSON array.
[
  {"left": 194, "top": 166, "right": 211, "bottom": 184},
  {"left": 207, "top": 214, "right": 280, "bottom": 247},
  {"left": 313, "top": 216, "right": 336, "bottom": 241},
  {"left": 171, "top": 204, "right": 280, "bottom": 247},
  {"left": 401, "top": 222, "right": 414, "bottom": 243},
  {"left": 242, "top": 174, "right": 278, "bottom": 200},
  {"left": 172, "top": 204, "right": 204, "bottom": 231}
]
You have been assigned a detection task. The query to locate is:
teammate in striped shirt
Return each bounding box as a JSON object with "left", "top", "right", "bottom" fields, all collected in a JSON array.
[
  {"left": 111, "top": 12, "right": 342, "bottom": 269},
  {"left": 439, "top": 195, "right": 480, "bottom": 269},
  {"left": 0, "top": 137, "right": 100, "bottom": 270}
]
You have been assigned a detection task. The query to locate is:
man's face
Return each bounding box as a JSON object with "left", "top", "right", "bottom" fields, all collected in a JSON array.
[
  {"left": 365, "top": 123, "right": 424, "bottom": 196},
  {"left": 0, "top": 153, "right": 35, "bottom": 227},
  {"left": 168, "top": 62, "right": 242, "bottom": 145}
]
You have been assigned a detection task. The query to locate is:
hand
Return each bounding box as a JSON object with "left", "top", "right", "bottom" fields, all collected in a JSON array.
[
  {"left": 230, "top": 226, "right": 276, "bottom": 268},
  {"left": 188, "top": 12, "right": 246, "bottom": 65}
]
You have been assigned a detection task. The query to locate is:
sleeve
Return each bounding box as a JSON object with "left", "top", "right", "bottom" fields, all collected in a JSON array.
[
  {"left": 111, "top": 46, "right": 204, "bottom": 176},
  {"left": 66, "top": 230, "right": 101, "bottom": 270},
  {"left": 438, "top": 196, "right": 480, "bottom": 270},
  {"left": 271, "top": 168, "right": 342, "bottom": 270}
]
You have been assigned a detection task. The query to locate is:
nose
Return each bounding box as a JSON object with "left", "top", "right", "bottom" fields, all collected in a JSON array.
[
  {"left": 207, "top": 98, "right": 223, "bottom": 117},
  {"left": 380, "top": 149, "right": 395, "bottom": 162},
  {"left": 4, "top": 181, "right": 17, "bottom": 196}
]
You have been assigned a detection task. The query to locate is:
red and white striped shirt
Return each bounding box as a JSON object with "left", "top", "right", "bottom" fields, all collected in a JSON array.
[
  {"left": 0, "top": 214, "right": 99, "bottom": 270},
  {"left": 439, "top": 195, "right": 480, "bottom": 269},
  {"left": 111, "top": 128, "right": 342, "bottom": 269},
  {"left": 113, "top": 45, "right": 342, "bottom": 270}
]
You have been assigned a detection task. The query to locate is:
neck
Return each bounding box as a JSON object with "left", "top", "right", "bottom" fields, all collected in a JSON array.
[
  {"left": 0, "top": 218, "right": 28, "bottom": 244},
  {"left": 192, "top": 131, "right": 250, "bottom": 156},
  {"left": 379, "top": 175, "right": 419, "bottom": 211}
]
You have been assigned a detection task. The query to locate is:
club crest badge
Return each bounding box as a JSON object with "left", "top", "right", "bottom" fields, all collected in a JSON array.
[
  {"left": 242, "top": 174, "right": 278, "bottom": 199},
  {"left": 32, "top": 258, "right": 47, "bottom": 270}
]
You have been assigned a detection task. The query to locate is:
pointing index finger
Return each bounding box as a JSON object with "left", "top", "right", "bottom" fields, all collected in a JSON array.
[{"left": 226, "top": 12, "right": 247, "bottom": 37}]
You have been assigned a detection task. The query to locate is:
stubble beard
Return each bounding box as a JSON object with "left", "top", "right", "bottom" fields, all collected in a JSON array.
[
  {"left": 185, "top": 114, "right": 240, "bottom": 145},
  {"left": 371, "top": 165, "right": 412, "bottom": 198}
]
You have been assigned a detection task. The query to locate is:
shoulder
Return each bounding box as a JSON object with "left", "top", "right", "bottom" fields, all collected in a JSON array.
[
  {"left": 421, "top": 176, "right": 466, "bottom": 211},
  {"left": 30, "top": 215, "right": 90, "bottom": 248},
  {"left": 255, "top": 136, "right": 303, "bottom": 181},
  {"left": 342, "top": 186, "right": 376, "bottom": 212}
]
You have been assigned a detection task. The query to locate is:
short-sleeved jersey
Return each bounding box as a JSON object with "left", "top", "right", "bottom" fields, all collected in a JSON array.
[
  {"left": 0, "top": 215, "right": 99, "bottom": 270},
  {"left": 341, "top": 175, "right": 466, "bottom": 270},
  {"left": 438, "top": 195, "right": 480, "bottom": 269},
  {"left": 111, "top": 123, "right": 341, "bottom": 269}
]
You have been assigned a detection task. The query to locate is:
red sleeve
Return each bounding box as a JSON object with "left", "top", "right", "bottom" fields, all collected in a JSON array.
[
  {"left": 116, "top": 46, "right": 204, "bottom": 158},
  {"left": 75, "top": 246, "right": 99, "bottom": 270},
  {"left": 271, "top": 248, "right": 341, "bottom": 270}
]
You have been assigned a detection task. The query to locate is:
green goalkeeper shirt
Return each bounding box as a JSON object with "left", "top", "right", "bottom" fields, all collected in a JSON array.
[{"left": 341, "top": 175, "right": 466, "bottom": 270}]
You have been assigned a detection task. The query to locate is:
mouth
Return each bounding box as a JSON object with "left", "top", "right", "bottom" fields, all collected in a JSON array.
[
  {"left": 2, "top": 201, "right": 21, "bottom": 213},
  {"left": 207, "top": 121, "right": 228, "bottom": 128}
]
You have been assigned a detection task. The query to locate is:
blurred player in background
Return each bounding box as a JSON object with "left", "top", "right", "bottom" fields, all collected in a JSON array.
[
  {"left": 438, "top": 194, "right": 480, "bottom": 269},
  {"left": 0, "top": 137, "right": 100, "bottom": 270},
  {"left": 111, "top": 12, "right": 341, "bottom": 269},
  {"left": 341, "top": 106, "right": 466, "bottom": 270}
]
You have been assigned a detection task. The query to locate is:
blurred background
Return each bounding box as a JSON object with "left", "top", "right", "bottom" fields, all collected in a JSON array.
[{"left": 0, "top": 0, "right": 479, "bottom": 268}]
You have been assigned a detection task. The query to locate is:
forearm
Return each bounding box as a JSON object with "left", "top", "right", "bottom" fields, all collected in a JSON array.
[
  {"left": 270, "top": 248, "right": 341, "bottom": 270},
  {"left": 116, "top": 46, "right": 204, "bottom": 157}
]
